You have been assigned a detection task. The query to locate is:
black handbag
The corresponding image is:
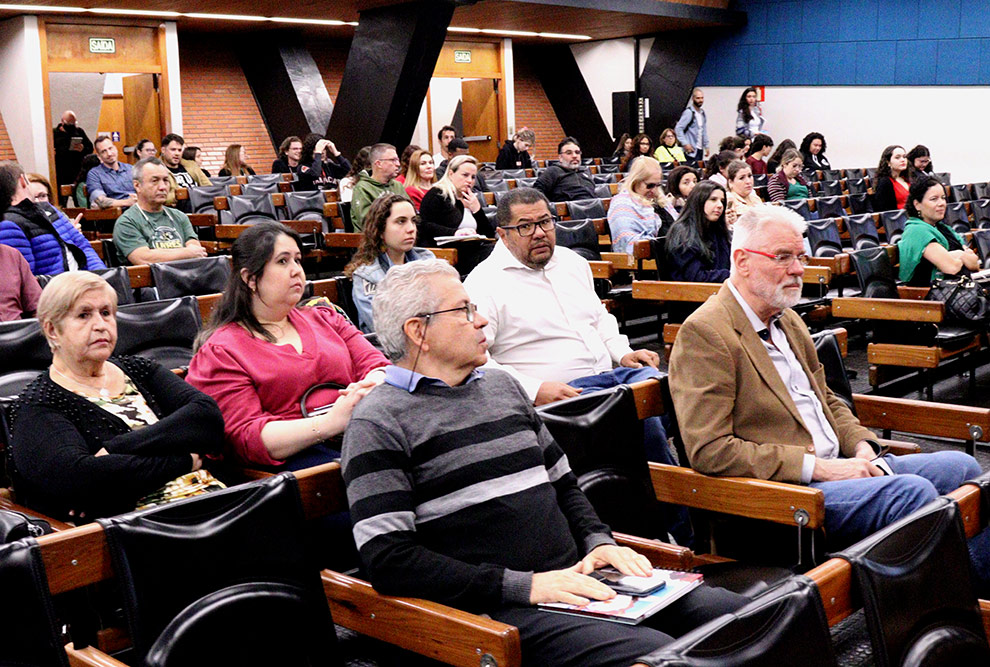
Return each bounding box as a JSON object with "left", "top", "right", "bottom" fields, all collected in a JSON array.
[
  {"left": 927, "top": 275, "right": 990, "bottom": 325},
  {"left": 0, "top": 509, "right": 53, "bottom": 543}
]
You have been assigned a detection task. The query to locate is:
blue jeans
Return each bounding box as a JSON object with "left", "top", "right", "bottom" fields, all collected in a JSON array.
[
  {"left": 812, "top": 450, "right": 990, "bottom": 585},
  {"left": 568, "top": 367, "right": 694, "bottom": 546}
]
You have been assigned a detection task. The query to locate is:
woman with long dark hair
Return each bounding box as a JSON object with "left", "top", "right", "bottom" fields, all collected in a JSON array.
[
  {"left": 704, "top": 150, "right": 737, "bottom": 187},
  {"left": 799, "top": 132, "right": 830, "bottom": 170},
  {"left": 665, "top": 181, "right": 731, "bottom": 283},
  {"left": 345, "top": 193, "right": 435, "bottom": 331},
  {"left": 621, "top": 133, "right": 655, "bottom": 171},
  {"left": 897, "top": 176, "right": 979, "bottom": 286},
  {"left": 188, "top": 221, "right": 388, "bottom": 469},
  {"left": 666, "top": 165, "right": 699, "bottom": 211},
  {"left": 874, "top": 144, "right": 910, "bottom": 211},
  {"left": 735, "top": 87, "right": 765, "bottom": 138},
  {"left": 766, "top": 138, "right": 796, "bottom": 174}
]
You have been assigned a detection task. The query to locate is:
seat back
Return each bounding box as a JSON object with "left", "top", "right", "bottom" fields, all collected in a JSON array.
[
  {"left": 846, "top": 178, "right": 867, "bottom": 195},
  {"left": 0, "top": 540, "right": 69, "bottom": 667},
  {"left": 100, "top": 473, "right": 336, "bottom": 662},
  {"left": 950, "top": 183, "right": 972, "bottom": 203},
  {"left": 835, "top": 497, "right": 989, "bottom": 667},
  {"left": 973, "top": 183, "right": 990, "bottom": 200},
  {"left": 819, "top": 180, "right": 843, "bottom": 196},
  {"left": 845, "top": 168, "right": 865, "bottom": 179},
  {"left": 150, "top": 255, "right": 232, "bottom": 299},
  {"left": 93, "top": 266, "right": 136, "bottom": 305},
  {"left": 567, "top": 197, "right": 607, "bottom": 220},
  {"left": 945, "top": 202, "right": 971, "bottom": 234},
  {"left": 484, "top": 179, "right": 508, "bottom": 193},
  {"left": 973, "top": 230, "right": 990, "bottom": 269},
  {"left": 847, "top": 192, "right": 873, "bottom": 215},
  {"left": 101, "top": 238, "right": 122, "bottom": 267},
  {"left": 0, "top": 319, "right": 51, "bottom": 399},
  {"left": 806, "top": 218, "right": 843, "bottom": 257},
  {"left": 247, "top": 173, "right": 283, "bottom": 187},
  {"left": 848, "top": 247, "right": 899, "bottom": 298},
  {"left": 500, "top": 168, "right": 525, "bottom": 179},
  {"left": 229, "top": 194, "right": 278, "bottom": 225},
  {"left": 594, "top": 183, "right": 612, "bottom": 198},
  {"left": 879, "top": 209, "right": 908, "bottom": 244},
  {"left": 822, "top": 169, "right": 842, "bottom": 181},
  {"left": 643, "top": 576, "right": 837, "bottom": 667},
  {"left": 811, "top": 329, "right": 855, "bottom": 414},
  {"left": 815, "top": 196, "right": 845, "bottom": 219},
  {"left": 188, "top": 184, "right": 228, "bottom": 215},
  {"left": 240, "top": 182, "right": 279, "bottom": 197},
  {"left": 283, "top": 191, "right": 328, "bottom": 224},
  {"left": 844, "top": 214, "right": 880, "bottom": 251},
  {"left": 537, "top": 383, "right": 667, "bottom": 539},
  {"left": 783, "top": 199, "right": 813, "bottom": 221},
  {"left": 207, "top": 175, "right": 237, "bottom": 187},
  {"left": 972, "top": 199, "right": 990, "bottom": 229},
  {"left": 592, "top": 172, "right": 614, "bottom": 184},
  {"left": 554, "top": 218, "right": 601, "bottom": 261},
  {"left": 114, "top": 296, "right": 202, "bottom": 369}
]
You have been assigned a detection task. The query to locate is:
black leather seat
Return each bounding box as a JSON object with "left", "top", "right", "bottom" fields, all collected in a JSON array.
[
  {"left": 972, "top": 182, "right": 990, "bottom": 200},
  {"left": 822, "top": 169, "right": 842, "bottom": 181},
  {"left": 879, "top": 209, "right": 908, "bottom": 244},
  {"left": 0, "top": 540, "right": 70, "bottom": 667},
  {"left": 554, "top": 218, "right": 600, "bottom": 261},
  {"left": 207, "top": 175, "right": 237, "bottom": 187},
  {"left": 806, "top": 218, "right": 843, "bottom": 257},
  {"left": 945, "top": 201, "right": 971, "bottom": 234},
  {"left": 517, "top": 176, "right": 538, "bottom": 187},
  {"left": 835, "top": 497, "right": 989, "bottom": 667},
  {"left": 283, "top": 191, "right": 327, "bottom": 225},
  {"left": 847, "top": 192, "right": 873, "bottom": 215},
  {"left": 228, "top": 193, "right": 278, "bottom": 225},
  {"left": 753, "top": 173, "right": 767, "bottom": 187},
  {"left": 188, "top": 184, "right": 229, "bottom": 215},
  {"left": 844, "top": 214, "right": 880, "bottom": 251},
  {"left": 101, "top": 238, "right": 122, "bottom": 267},
  {"left": 815, "top": 195, "right": 845, "bottom": 219},
  {"left": 93, "top": 266, "right": 136, "bottom": 305},
  {"left": 500, "top": 168, "right": 526, "bottom": 180},
  {"left": 0, "top": 319, "right": 51, "bottom": 399},
  {"left": 848, "top": 247, "right": 898, "bottom": 298},
  {"left": 100, "top": 473, "right": 338, "bottom": 665},
  {"left": 592, "top": 172, "right": 615, "bottom": 184},
  {"left": 972, "top": 199, "right": 990, "bottom": 228},
  {"left": 845, "top": 168, "right": 865, "bottom": 180},
  {"left": 567, "top": 198, "right": 606, "bottom": 220},
  {"left": 598, "top": 163, "right": 620, "bottom": 174},
  {"left": 493, "top": 189, "right": 513, "bottom": 206},
  {"left": 950, "top": 183, "right": 972, "bottom": 203},
  {"left": 115, "top": 296, "right": 201, "bottom": 369},
  {"left": 783, "top": 199, "right": 815, "bottom": 221},
  {"left": 240, "top": 182, "right": 279, "bottom": 198},
  {"left": 819, "top": 180, "right": 843, "bottom": 196},
  {"left": 640, "top": 576, "right": 837, "bottom": 667},
  {"left": 811, "top": 329, "right": 856, "bottom": 414},
  {"left": 247, "top": 173, "right": 283, "bottom": 187},
  {"left": 846, "top": 178, "right": 867, "bottom": 195},
  {"left": 150, "top": 255, "right": 232, "bottom": 299},
  {"left": 485, "top": 179, "right": 509, "bottom": 193},
  {"left": 973, "top": 230, "right": 990, "bottom": 269},
  {"left": 594, "top": 183, "right": 612, "bottom": 198}
]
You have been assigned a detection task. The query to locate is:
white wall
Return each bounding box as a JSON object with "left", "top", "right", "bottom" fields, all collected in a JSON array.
[
  {"left": 571, "top": 37, "right": 656, "bottom": 139},
  {"left": 700, "top": 86, "right": 990, "bottom": 185},
  {"left": 164, "top": 21, "right": 182, "bottom": 135},
  {"left": 428, "top": 77, "right": 462, "bottom": 155},
  {"left": 49, "top": 72, "right": 105, "bottom": 132},
  {"left": 0, "top": 16, "right": 47, "bottom": 173}
]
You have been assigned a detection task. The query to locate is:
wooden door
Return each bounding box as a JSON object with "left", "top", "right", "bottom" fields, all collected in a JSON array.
[
  {"left": 461, "top": 78, "right": 499, "bottom": 163},
  {"left": 122, "top": 74, "right": 160, "bottom": 162}
]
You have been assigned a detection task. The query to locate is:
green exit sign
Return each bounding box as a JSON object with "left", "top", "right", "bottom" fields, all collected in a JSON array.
[
  {"left": 89, "top": 38, "right": 115, "bottom": 54},
  {"left": 453, "top": 50, "right": 472, "bottom": 63}
]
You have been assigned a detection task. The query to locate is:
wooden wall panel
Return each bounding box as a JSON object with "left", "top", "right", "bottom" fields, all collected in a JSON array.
[{"left": 45, "top": 23, "right": 161, "bottom": 73}]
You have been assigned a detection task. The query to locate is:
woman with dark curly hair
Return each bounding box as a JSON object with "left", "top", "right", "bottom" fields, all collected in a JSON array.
[
  {"left": 621, "top": 133, "right": 656, "bottom": 171},
  {"left": 734, "top": 87, "right": 765, "bottom": 138},
  {"left": 799, "top": 132, "right": 830, "bottom": 170},
  {"left": 873, "top": 144, "right": 910, "bottom": 212}
]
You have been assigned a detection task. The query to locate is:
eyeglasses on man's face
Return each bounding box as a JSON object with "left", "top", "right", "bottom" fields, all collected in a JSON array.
[
  {"left": 417, "top": 303, "right": 478, "bottom": 323},
  {"left": 502, "top": 216, "right": 556, "bottom": 237},
  {"left": 743, "top": 248, "right": 810, "bottom": 267}
]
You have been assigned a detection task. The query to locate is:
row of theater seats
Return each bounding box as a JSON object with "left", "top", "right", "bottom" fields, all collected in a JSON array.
[{"left": 2, "top": 330, "right": 989, "bottom": 665}]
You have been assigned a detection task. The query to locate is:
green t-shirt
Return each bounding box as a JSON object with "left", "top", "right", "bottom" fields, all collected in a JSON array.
[
  {"left": 113, "top": 205, "right": 197, "bottom": 264},
  {"left": 896, "top": 218, "right": 965, "bottom": 284},
  {"left": 786, "top": 182, "right": 810, "bottom": 200}
]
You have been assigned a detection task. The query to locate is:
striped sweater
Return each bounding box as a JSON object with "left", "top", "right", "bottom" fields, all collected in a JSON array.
[{"left": 341, "top": 369, "right": 615, "bottom": 613}]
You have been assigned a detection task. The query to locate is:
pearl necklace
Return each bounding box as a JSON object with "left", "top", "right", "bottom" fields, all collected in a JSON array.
[{"left": 50, "top": 365, "right": 112, "bottom": 398}]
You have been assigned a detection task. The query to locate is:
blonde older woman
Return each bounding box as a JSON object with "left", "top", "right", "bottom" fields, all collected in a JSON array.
[
  {"left": 417, "top": 155, "right": 493, "bottom": 246},
  {"left": 607, "top": 156, "right": 679, "bottom": 255},
  {"left": 9, "top": 272, "right": 224, "bottom": 522}
]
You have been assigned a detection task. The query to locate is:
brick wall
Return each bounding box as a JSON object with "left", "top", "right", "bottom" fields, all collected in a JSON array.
[
  {"left": 512, "top": 55, "right": 565, "bottom": 163},
  {"left": 0, "top": 112, "right": 16, "bottom": 161},
  {"left": 178, "top": 33, "right": 275, "bottom": 175}
]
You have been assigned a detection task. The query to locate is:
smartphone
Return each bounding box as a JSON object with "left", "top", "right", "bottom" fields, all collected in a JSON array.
[
  {"left": 872, "top": 456, "right": 894, "bottom": 476},
  {"left": 590, "top": 568, "right": 667, "bottom": 596}
]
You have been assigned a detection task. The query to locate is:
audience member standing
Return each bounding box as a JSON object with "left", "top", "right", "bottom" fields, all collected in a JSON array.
[
  {"left": 349, "top": 143, "right": 408, "bottom": 232},
  {"left": 800, "top": 132, "right": 831, "bottom": 170},
  {"left": 735, "top": 87, "right": 765, "bottom": 138},
  {"left": 496, "top": 128, "right": 535, "bottom": 170},
  {"left": 874, "top": 144, "right": 911, "bottom": 211},
  {"left": 675, "top": 87, "right": 709, "bottom": 163},
  {"left": 53, "top": 110, "right": 93, "bottom": 198},
  {"left": 533, "top": 137, "right": 596, "bottom": 202}
]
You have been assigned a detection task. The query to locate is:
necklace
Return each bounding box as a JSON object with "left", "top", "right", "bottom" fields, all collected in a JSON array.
[{"left": 50, "top": 365, "right": 112, "bottom": 398}]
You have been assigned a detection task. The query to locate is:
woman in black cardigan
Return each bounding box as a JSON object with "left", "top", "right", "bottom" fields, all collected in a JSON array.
[
  {"left": 9, "top": 272, "right": 224, "bottom": 522},
  {"left": 417, "top": 154, "right": 493, "bottom": 245}
]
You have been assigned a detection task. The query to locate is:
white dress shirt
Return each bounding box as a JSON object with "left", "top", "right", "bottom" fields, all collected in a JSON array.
[
  {"left": 727, "top": 280, "right": 840, "bottom": 483},
  {"left": 465, "top": 241, "right": 634, "bottom": 400}
]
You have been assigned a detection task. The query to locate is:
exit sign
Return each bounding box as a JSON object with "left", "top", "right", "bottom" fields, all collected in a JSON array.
[
  {"left": 89, "top": 38, "right": 115, "bottom": 54},
  {"left": 453, "top": 50, "right": 472, "bottom": 63}
]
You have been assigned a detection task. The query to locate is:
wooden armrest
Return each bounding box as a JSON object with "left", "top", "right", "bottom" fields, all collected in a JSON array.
[
  {"left": 281, "top": 219, "right": 322, "bottom": 234},
  {"left": 587, "top": 260, "right": 614, "bottom": 279},
  {"left": 632, "top": 280, "right": 719, "bottom": 303},
  {"left": 271, "top": 193, "right": 285, "bottom": 207},
  {"left": 830, "top": 297, "right": 944, "bottom": 322},
  {"left": 0, "top": 498, "right": 72, "bottom": 531},
  {"left": 897, "top": 285, "right": 930, "bottom": 300},
  {"left": 214, "top": 224, "right": 247, "bottom": 240},
  {"left": 322, "top": 232, "right": 362, "bottom": 248},
  {"left": 632, "top": 239, "right": 653, "bottom": 260},
  {"left": 199, "top": 241, "right": 219, "bottom": 254},
  {"left": 309, "top": 278, "right": 339, "bottom": 303},
  {"left": 805, "top": 557, "right": 855, "bottom": 626},
  {"left": 948, "top": 483, "right": 984, "bottom": 540},
  {"left": 213, "top": 196, "right": 229, "bottom": 211},
  {"left": 648, "top": 463, "right": 826, "bottom": 529},
  {"left": 323, "top": 202, "right": 338, "bottom": 217},
  {"left": 66, "top": 644, "right": 131, "bottom": 667},
  {"left": 853, "top": 393, "right": 990, "bottom": 442},
  {"left": 876, "top": 438, "right": 921, "bottom": 455},
  {"left": 322, "top": 570, "right": 521, "bottom": 667},
  {"left": 174, "top": 188, "right": 188, "bottom": 201},
  {"left": 807, "top": 254, "right": 850, "bottom": 275},
  {"left": 600, "top": 251, "right": 635, "bottom": 270},
  {"left": 803, "top": 265, "right": 831, "bottom": 284},
  {"left": 187, "top": 213, "right": 217, "bottom": 228},
  {"left": 427, "top": 247, "right": 458, "bottom": 265},
  {"left": 613, "top": 532, "right": 698, "bottom": 570},
  {"left": 125, "top": 265, "right": 152, "bottom": 289},
  {"left": 60, "top": 184, "right": 73, "bottom": 197}
]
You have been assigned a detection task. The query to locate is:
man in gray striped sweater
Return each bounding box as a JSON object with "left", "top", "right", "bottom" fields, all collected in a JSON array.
[{"left": 341, "top": 259, "right": 745, "bottom": 667}]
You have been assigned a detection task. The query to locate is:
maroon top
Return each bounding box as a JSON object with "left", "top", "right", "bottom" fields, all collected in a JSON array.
[
  {"left": 0, "top": 244, "right": 41, "bottom": 322},
  {"left": 186, "top": 306, "right": 389, "bottom": 466},
  {"left": 745, "top": 155, "right": 768, "bottom": 176}
]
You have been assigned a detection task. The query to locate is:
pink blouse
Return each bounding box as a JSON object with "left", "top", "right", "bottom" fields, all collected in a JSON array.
[{"left": 187, "top": 306, "right": 388, "bottom": 466}]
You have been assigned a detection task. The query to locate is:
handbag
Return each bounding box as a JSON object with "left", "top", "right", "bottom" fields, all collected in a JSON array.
[
  {"left": 0, "top": 508, "right": 53, "bottom": 543},
  {"left": 926, "top": 275, "right": 990, "bottom": 325}
]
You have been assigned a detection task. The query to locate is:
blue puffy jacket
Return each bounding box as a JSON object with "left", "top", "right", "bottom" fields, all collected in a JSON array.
[{"left": 0, "top": 200, "right": 105, "bottom": 275}]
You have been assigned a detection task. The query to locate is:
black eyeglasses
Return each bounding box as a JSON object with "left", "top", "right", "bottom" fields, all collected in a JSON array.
[
  {"left": 416, "top": 303, "right": 477, "bottom": 323},
  {"left": 502, "top": 217, "right": 556, "bottom": 237},
  {"left": 644, "top": 181, "right": 663, "bottom": 189}
]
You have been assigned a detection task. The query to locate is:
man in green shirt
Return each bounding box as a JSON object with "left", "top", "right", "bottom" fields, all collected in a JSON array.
[
  {"left": 349, "top": 143, "right": 407, "bottom": 231},
  {"left": 113, "top": 157, "right": 208, "bottom": 265}
]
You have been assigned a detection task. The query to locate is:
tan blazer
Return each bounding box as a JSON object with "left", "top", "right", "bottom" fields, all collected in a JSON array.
[{"left": 668, "top": 284, "right": 874, "bottom": 483}]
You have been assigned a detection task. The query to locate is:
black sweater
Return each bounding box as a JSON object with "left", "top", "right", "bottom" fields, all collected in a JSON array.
[
  {"left": 9, "top": 356, "right": 224, "bottom": 521},
  {"left": 495, "top": 141, "right": 533, "bottom": 170},
  {"left": 533, "top": 165, "right": 596, "bottom": 202},
  {"left": 417, "top": 188, "right": 494, "bottom": 247}
]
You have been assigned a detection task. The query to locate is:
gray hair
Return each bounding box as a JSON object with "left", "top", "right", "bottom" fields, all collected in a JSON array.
[
  {"left": 133, "top": 156, "right": 164, "bottom": 182},
  {"left": 730, "top": 204, "right": 808, "bottom": 275},
  {"left": 494, "top": 187, "right": 551, "bottom": 227},
  {"left": 373, "top": 259, "right": 461, "bottom": 361}
]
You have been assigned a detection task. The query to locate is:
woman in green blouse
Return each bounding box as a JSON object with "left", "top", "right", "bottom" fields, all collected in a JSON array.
[{"left": 897, "top": 176, "right": 979, "bottom": 285}]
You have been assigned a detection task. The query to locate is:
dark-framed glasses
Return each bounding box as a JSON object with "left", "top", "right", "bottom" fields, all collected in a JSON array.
[
  {"left": 502, "top": 216, "right": 556, "bottom": 237},
  {"left": 417, "top": 303, "right": 477, "bottom": 323},
  {"left": 743, "top": 248, "right": 810, "bottom": 266}
]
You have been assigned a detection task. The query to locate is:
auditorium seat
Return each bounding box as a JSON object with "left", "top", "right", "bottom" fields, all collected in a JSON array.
[
  {"left": 188, "top": 184, "right": 229, "bottom": 215},
  {"left": 94, "top": 266, "right": 137, "bottom": 305},
  {"left": 819, "top": 180, "right": 843, "bottom": 197},
  {"left": 973, "top": 199, "right": 990, "bottom": 228},
  {"left": 114, "top": 296, "right": 201, "bottom": 369},
  {"left": 806, "top": 219, "right": 843, "bottom": 257},
  {"left": 207, "top": 175, "right": 237, "bottom": 187},
  {"left": 592, "top": 172, "right": 614, "bottom": 184},
  {"left": 972, "top": 230, "right": 990, "bottom": 269},
  {"left": 847, "top": 192, "right": 873, "bottom": 215},
  {"left": 847, "top": 247, "right": 897, "bottom": 299},
  {"left": 553, "top": 218, "right": 600, "bottom": 261},
  {"left": 247, "top": 173, "right": 285, "bottom": 187},
  {"left": 240, "top": 182, "right": 279, "bottom": 197},
  {"left": 782, "top": 199, "right": 815, "bottom": 221},
  {"left": 815, "top": 196, "right": 846, "bottom": 219},
  {"left": 517, "top": 176, "right": 538, "bottom": 187},
  {"left": 567, "top": 198, "right": 607, "bottom": 220},
  {"left": 944, "top": 201, "right": 972, "bottom": 234},
  {"left": 227, "top": 194, "right": 279, "bottom": 225},
  {"left": 844, "top": 214, "right": 880, "bottom": 251},
  {"left": 822, "top": 169, "right": 842, "bottom": 181},
  {"left": 0, "top": 318, "right": 50, "bottom": 399},
  {"left": 594, "top": 183, "right": 612, "bottom": 198},
  {"left": 499, "top": 168, "right": 526, "bottom": 180},
  {"left": 485, "top": 179, "right": 509, "bottom": 193},
  {"left": 150, "top": 255, "right": 232, "bottom": 299},
  {"left": 845, "top": 178, "right": 868, "bottom": 195},
  {"left": 878, "top": 209, "right": 907, "bottom": 244},
  {"left": 949, "top": 183, "right": 972, "bottom": 203},
  {"left": 973, "top": 182, "right": 990, "bottom": 200},
  {"left": 283, "top": 191, "right": 329, "bottom": 228},
  {"left": 844, "top": 168, "right": 865, "bottom": 180}
]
